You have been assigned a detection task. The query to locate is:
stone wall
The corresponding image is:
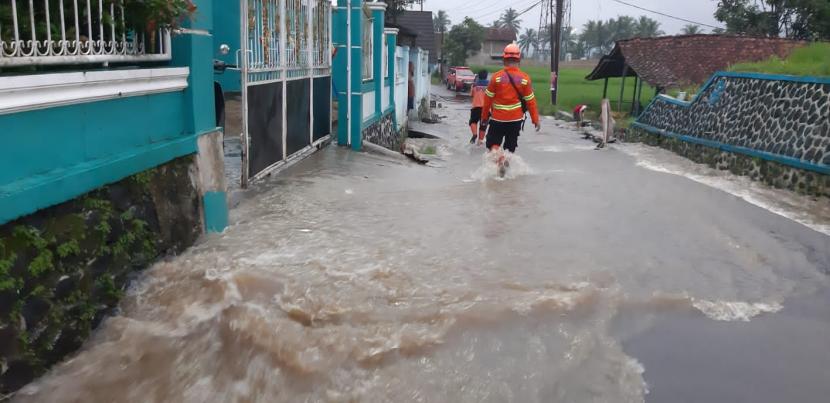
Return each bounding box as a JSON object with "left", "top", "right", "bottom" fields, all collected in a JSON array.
[
  {"left": 632, "top": 72, "right": 829, "bottom": 194},
  {"left": 0, "top": 155, "right": 204, "bottom": 395},
  {"left": 363, "top": 113, "right": 403, "bottom": 151}
]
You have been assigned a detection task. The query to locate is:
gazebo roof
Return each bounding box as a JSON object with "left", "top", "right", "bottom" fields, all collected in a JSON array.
[{"left": 586, "top": 34, "right": 807, "bottom": 89}]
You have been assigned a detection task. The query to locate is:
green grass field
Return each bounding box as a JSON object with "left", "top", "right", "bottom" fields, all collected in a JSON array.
[
  {"left": 470, "top": 65, "right": 654, "bottom": 119},
  {"left": 728, "top": 42, "right": 830, "bottom": 77}
]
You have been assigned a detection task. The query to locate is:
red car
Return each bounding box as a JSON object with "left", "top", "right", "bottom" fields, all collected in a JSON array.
[{"left": 446, "top": 66, "right": 475, "bottom": 92}]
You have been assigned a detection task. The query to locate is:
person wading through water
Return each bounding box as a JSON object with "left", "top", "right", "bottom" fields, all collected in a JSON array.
[{"left": 478, "top": 43, "right": 541, "bottom": 176}]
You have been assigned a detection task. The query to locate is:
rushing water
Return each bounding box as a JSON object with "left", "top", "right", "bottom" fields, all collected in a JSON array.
[{"left": 13, "top": 94, "right": 830, "bottom": 402}]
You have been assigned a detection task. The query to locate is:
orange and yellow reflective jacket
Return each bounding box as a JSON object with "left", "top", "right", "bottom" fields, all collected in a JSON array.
[{"left": 481, "top": 67, "right": 540, "bottom": 125}]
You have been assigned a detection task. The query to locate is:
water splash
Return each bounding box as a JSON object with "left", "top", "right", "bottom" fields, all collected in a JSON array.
[
  {"left": 692, "top": 300, "right": 783, "bottom": 322},
  {"left": 470, "top": 150, "right": 534, "bottom": 181}
]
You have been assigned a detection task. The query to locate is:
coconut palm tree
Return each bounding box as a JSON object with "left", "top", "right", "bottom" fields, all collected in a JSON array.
[
  {"left": 518, "top": 28, "right": 538, "bottom": 57},
  {"left": 433, "top": 10, "right": 450, "bottom": 34},
  {"left": 634, "top": 16, "right": 664, "bottom": 38},
  {"left": 681, "top": 24, "right": 703, "bottom": 34},
  {"left": 498, "top": 8, "right": 522, "bottom": 36},
  {"left": 610, "top": 16, "right": 637, "bottom": 41}
]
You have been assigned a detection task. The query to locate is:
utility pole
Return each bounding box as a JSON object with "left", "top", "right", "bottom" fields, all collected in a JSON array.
[{"left": 550, "top": 0, "right": 564, "bottom": 105}]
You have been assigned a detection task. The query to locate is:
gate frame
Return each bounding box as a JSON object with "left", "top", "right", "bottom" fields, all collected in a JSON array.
[{"left": 239, "top": 0, "right": 332, "bottom": 188}]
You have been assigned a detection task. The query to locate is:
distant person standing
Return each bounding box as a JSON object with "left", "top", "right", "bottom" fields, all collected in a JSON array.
[{"left": 408, "top": 62, "right": 415, "bottom": 112}]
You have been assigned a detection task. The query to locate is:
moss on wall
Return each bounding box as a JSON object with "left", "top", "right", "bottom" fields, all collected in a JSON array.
[{"left": 0, "top": 155, "right": 202, "bottom": 396}]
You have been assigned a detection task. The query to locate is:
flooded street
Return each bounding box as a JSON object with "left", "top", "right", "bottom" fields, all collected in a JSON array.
[{"left": 13, "top": 87, "right": 830, "bottom": 402}]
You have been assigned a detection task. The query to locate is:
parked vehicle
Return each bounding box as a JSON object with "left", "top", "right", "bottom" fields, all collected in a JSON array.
[{"left": 446, "top": 66, "right": 475, "bottom": 92}]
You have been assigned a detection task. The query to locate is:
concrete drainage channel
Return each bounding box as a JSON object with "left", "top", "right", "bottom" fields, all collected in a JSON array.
[{"left": 402, "top": 130, "right": 444, "bottom": 165}]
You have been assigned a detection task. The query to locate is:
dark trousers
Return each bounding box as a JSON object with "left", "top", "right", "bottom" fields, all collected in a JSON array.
[
  {"left": 486, "top": 120, "right": 522, "bottom": 152},
  {"left": 469, "top": 107, "right": 482, "bottom": 124}
]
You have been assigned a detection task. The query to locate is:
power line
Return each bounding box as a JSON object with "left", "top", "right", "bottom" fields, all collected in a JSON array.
[
  {"left": 468, "top": 0, "right": 544, "bottom": 23},
  {"left": 608, "top": 0, "right": 722, "bottom": 30}
]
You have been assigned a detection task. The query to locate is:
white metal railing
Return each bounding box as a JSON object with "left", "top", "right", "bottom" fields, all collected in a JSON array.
[
  {"left": 245, "top": 0, "right": 329, "bottom": 81},
  {"left": 0, "top": 0, "right": 171, "bottom": 67},
  {"left": 311, "top": 0, "right": 328, "bottom": 68}
]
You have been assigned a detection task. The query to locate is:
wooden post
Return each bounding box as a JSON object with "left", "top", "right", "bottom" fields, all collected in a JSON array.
[
  {"left": 602, "top": 77, "right": 609, "bottom": 99},
  {"left": 618, "top": 64, "right": 628, "bottom": 112},
  {"left": 635, "top": 77, "right": 644, "bottom": 115},
  {"left": 630, "top": 75, "right": 638, "bottom": 114}
]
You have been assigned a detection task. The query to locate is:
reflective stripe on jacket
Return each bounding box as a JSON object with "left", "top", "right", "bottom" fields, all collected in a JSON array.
[{"left": 481, "top": 67, "right": 540, "bottom": 124}]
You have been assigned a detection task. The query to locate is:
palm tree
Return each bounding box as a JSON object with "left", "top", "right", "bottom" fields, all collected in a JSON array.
[
  {"left": 498, "top": 8, "right": 522, "bottom": 36},
  {"left": 580, "top": 19, "right": 612, "bottom": 57},
  {"left": 433, "top": 10, "right": 450, "bottom": 34},
  {"left": 634, "top": 16, "right": 664, "bottom": 38},
  {"left": 610, "top": 16, "right": 637, "bottom": 41},
  {"left": 681, "top": 24, "right": 702, "bottom": 34},
  {"left": 433, "top": 10, "right": 451, "bottom": 63},
  {"left": 560, "top": 26, "right": 577, "bottom": 59},
  {"left": 518, "top": 28, "right": 538, "bottom": 56}
]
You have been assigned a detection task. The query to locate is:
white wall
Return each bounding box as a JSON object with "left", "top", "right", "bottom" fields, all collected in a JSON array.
[
  {"left": 382, "top": 82, "right": 390, "bottom": 112},
  {"left": 362, "top": 91, "right": 375, "bottom": 120},
  {"left": 394, "top": 46, "right": 409, "bottom": 129},
  {"left": 408, "top": 48, "right": 430, "bottom": 115}
]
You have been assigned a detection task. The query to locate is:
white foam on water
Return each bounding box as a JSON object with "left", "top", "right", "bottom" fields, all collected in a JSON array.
[
  {"left": 534, "top": 143, "right": 596, "bottom": 153},
  {"left": 692, "top": 299, "right": 783, "bottom": 322},
  {"left": 470, "top": 150, "right": 534, "bottom": 181},
  {"left": 622, "top": 144, "right": 830, "bottom": 236}
]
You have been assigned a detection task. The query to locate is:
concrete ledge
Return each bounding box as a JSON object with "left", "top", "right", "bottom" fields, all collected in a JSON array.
[{"left": 0, "top": 68, "right": 190, "bottom": 115}]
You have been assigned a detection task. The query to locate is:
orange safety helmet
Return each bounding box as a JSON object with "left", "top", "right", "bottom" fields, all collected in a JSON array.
[{"left": 503, "top": 43, "right": 521, "bottom": 60}]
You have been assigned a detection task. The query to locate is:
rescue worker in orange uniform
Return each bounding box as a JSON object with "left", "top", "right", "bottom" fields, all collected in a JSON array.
[{"left": 478, "top": 43, "right": 541, "bottom": 152}]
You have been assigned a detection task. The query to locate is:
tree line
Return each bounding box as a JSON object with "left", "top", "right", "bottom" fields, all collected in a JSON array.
[
  {"left": 434, "top": 9, "right": 668, "bottom": 65},
  {"left": 432, "top": 1, "right": 829, "bottom": 66}
]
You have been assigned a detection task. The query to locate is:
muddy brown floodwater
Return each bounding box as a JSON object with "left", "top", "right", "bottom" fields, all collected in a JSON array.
[{"left": 13, "top": 90, "right": 830, "bottom": 402}]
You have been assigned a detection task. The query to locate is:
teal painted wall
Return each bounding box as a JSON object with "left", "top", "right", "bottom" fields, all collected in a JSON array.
[
  {"left": 387, "top": 32, "right": 397, "bottom": 116},
  {"left": 0, "top": 0, "right": 222, "bottom": 225},
  {"left": 212, "top": 0, "right": 241, "bottom": 92},
  {"left": 203, "top": 191, "right": 229, "bottom": 232},
  {"left": 0, "top": 93, "right": 189, "bottom": 188}
]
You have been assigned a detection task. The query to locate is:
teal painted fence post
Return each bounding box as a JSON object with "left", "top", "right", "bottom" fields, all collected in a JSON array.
[
  {"left": 333, "top": 0, "right": 364, "bottom": 150},
  {"left": 174, "top": 0, "right": 228, "bottom": 233},
  {"left": 386, "top": 28, "right": 397, "bottom": 115},
  {"left": 172, "top": 0, "right": 216, "bottom": 134},
  {"left": 370, "top": 3, "right": 385, "bottom": 117},
  {"left": 349, "top": 0, "right": 365, "bottom": 150},
  {"left": 211, "top": 0, "right": 241, "bottom": 92},
  {"left": 332, "top": 2, "right": 348, "bottom": 146}
]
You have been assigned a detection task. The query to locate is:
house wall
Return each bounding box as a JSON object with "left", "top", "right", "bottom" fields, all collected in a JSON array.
[
  {"left": 466, "top": 40, "right": 510, "bottom": 66},
  {"left": 632, "top": 71, "right": 830, "bottom": 197},
  {"left": 212, "top": 0, "right": 241, "bottom": 93},
  {"left": 395, "top": 46, "right": 410, "bottom": 130},
  {"left": 0, "top": 0, "right": 228, "bottom": 394}
]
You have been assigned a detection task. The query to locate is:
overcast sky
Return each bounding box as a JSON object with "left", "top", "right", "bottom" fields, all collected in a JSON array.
[{"left": 421, "top": 0, "right": 725, "bottom": 35}]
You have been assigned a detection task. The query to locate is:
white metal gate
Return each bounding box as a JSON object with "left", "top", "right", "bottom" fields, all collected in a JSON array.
[{"left": 239, "top": 0, "right": 331, "bottom": 187}]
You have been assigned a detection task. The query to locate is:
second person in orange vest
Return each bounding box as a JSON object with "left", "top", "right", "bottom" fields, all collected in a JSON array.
[
  {"left": 469, "top": 70, "right": 489, "bottom": 144},
  {"left": 478, "top": 43, "right": 541, "bottom": 153}
]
